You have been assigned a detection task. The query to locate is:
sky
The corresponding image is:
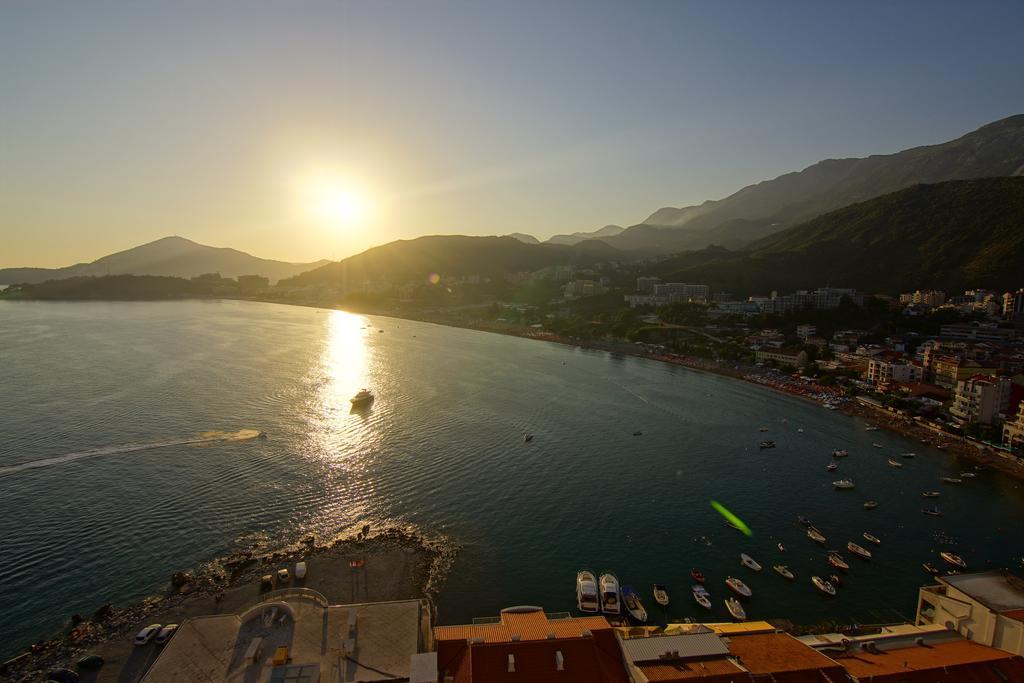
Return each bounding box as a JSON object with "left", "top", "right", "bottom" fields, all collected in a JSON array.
[{"left": 2, "top": 0, "right": 1023, "bottom": 268}]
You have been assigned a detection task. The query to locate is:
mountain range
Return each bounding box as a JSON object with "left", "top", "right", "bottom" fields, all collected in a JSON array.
[
  {"left": 653, "top": 177, "right": 1024, "bottom": 294},
  {"left": 0, "top": 236, "right": 329, "bottom": 285},
  {"left": 589, "top": 114, "right": 1024, "bottom": 255}
]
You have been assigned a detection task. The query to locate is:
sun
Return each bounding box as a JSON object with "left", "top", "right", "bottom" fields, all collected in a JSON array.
[{"left": 303, "top": 175, "right": 372, "bottom": 228}]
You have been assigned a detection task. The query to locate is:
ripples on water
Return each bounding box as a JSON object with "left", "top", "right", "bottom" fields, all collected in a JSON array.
[{"left": 2, "top": 299, "right": 1024, "bottom": 657}]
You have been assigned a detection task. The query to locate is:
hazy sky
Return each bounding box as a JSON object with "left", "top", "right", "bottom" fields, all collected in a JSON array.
[{"left": 2, "top": 0, "right": 1023, "bottom": 268}]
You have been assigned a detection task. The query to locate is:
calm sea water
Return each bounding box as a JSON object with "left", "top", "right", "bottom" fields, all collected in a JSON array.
[{"left": 2, "top": 299, "right": 1024, "bottom": 656}]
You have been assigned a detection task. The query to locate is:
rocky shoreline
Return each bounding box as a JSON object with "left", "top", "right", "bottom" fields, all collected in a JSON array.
[{"left": 2, "top": 524, "right": 457, "bottom": 682}]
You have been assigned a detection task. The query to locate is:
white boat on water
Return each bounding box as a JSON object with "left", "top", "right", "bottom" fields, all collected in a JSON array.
[
  {"left": 865, "top": 426, "right": 880, "bottom": 432},
  {"left": 349, "top": 388, "right": 375, "bottom": 406},
  {"left": 692, "top": 585, "right": 712, "bottom": 610},
  {"left": 740, "top": 554, "right": 762, "bottom": 572},
  {"left": 863, "top": 532, "right": 881, "bottom": 545},
  {"left": 599, "top": 572, "right": 620, "bottom": 614},
  {"left": 863, "top": 500, "right": 879, "bottom": 510},
  {"left": 941, "top": 477, "right": 963, "bottom": 484},
  {"left": 961, "top": 472, "right": 977, "bottom": 479},
  {"left": 807, "top": 527, "right": 827, "bottom": 544},
  {"left": 827, "top": 552, "right": 849, "bottom": 571},
  {"left": 725, "top": 577, "right": 752, "bottom": 597},
  {"left": 833, "top": 479, "right": 855, "bottom": 490},
  {"left": 773, "top": 565, "right": 794, "bottom": 580},
  {"left": 812, "top": 576, "right": 837, "bottom": 596},
  {"left": 725, "top": 597, "right": 746, "bottom": 621},
  {"left": 652, "top": 584, "right": 669, "bottom": 607},
  {"left": 887, "top": 458, "right": 903, "bottom": 468},
  {"left": 940, "top": 552, "right": 967, "bottom": 569},
  {"left": 902, "top": 452, "right": 916, "bottom": 458},
  {"left": 827, "top": 462, "right": 839, "bottom": 471},
  {"left": 847, "top": 541, "right": 873, "bottom": 560},
  {"left": 576, "top": 570, "right": 599, "bottom": 613},
  {"left": 832, "top": 449, "right": 849, "bottom": 458},
  {"left": 620, "top": 586, "right": 647, "bottom": 623},
  {"left": 872, "top": 443, "right": 883, "bottom": 448},
  {"left": 922, "top": 491, "right": 941, "bottom": 498}
]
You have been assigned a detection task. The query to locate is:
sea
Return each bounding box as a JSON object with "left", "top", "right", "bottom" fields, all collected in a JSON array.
[{"left": 2, "top": 298, "right": 1023, "bottom": 657}]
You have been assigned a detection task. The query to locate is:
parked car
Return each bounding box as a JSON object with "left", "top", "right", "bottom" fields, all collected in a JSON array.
[
  {"left": 155, "top": 624, "right": 179, "bottom": 645},
  {"left": 134, "top": 624, "right": 162, "bottom": 645},
  {"left": 277, "top": 568, "right": 289, "bottom": 583},
  {"left": 295, "top": 561, "right": 307, "bottom": 579}
]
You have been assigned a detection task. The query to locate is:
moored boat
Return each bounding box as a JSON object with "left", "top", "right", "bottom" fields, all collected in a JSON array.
[
  {"left": 599, "top": 572, "right": 620, "bottom": 614},
  {"left": 812, "top": 576, "right": 836, "bottom": 596},
  {"left": 863, "top": 500, "right": 879, "bottom": 510},
  {"left": 652, "top": 584, "right": 669, "bottom": 607},
  {"left": 807, "top": 527, "right": 827, "bottom": 544},
  {"left": 826, "top": 462, "right": 839, "bottom": 472},
  {"left": 773, "top": 564, "right": 794, "bottom": 580},
  {"left": 725, "top": 597, "right": 746, "bottom": 621},
  {"left": 863, "top": 532, "right": 881, "bottom": 545},
  {"left": 777, "top": 542, "right": 786, "bottom": 552},
  {"left": 922, "top": 506, "right": 943, "bottom": 516},
  {"left": 620, "top": 585, "right": 648, "bottom": 623},
  {"left": 887, "top": 458, "right": 903, "bottom": 468},
  {"left": 832, "top": 449, "right": 849, "bottom": 458},
  {"left": 827, "top": 552, "right": 849, "bottom": 571},
  {"left": 833, "top": 479, "right": 855, "bottom": 490},
  {"left": 759, "top": 440, "right": 776, "bottom": 449},
  {"left": 576, "top": 570, "right": 599, "bottom": 613},
  {"left": 940, "top": 552, "right": 967, "bottom": 569},
  {"left": 740, "top": 553, "right": 762, "bottom": 572},
  {"left": 922, "top": 491, "right": 941, "bottom": 498},
  {"left": 941, "top": 477, "right": 962, "bottom": 484},
  {"left": 725, "top": 576, "right": 752, "bottom": 598},
  {"left": 865, "top": 426, "right": 879, "bottom": 432},
  {"left": 961, "top": 472, "right": 977, "bottom": 479},
  {"left": 872, "top": 443, "right": 883, "bottom": 448},
  {"left": 692, "top": 585, "right": 712, "bottom": 610},
  {"left": 847, "top": 541, "right": 872, "bottom": 560},
  {"left": 902, "top": 452, "right": 916, "bottom": 458},
  {"left": 690, "top": 568, "right": 705, "bottom": 583}
]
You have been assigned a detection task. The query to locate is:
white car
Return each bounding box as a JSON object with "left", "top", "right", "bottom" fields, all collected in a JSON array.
[
  {"left": 155, "top": 624, "right": 178, "bottom": 645},
  {"left": 277, "top": 568, "right": 289, "bottom": 583},
  {"left": 295, "top": 561, "right": 307, "bottom": 580},
  {"left": 134, "top": 624, "right": 162, "bottom": 645}
]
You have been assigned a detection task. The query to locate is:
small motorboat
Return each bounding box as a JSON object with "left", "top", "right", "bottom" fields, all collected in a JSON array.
[
  {"left": 940, "top": 552, "right": 967, "bottom": 570},
  {"left": 576, "top": 570, "right": 600, "bottom": 613},
  {"left": 759, "top": 427, "right": 769, "bottom": 432},
  {"left": 798, "top": 516, "right": 813, "bottom": 527},
  {"left": 725, "top": 597, "right": 746, "bottom": 621},
  {"left": 740, "top": 554, "right": 762, "bottom": 572},
  {"left": 887, "top": 459, "right": 903, "bottom": 468},
  {"left": 829, "top": 573, "right": 843, "bottom": 587},
  {"left": 922, "top": 491, "right": 941, "bottom": 498},
  {"left": 759, "top": 440, "right": 776, "bottom": 449},
  {"left": 812, "top": 576, "right": 837, "bottom": 596},
  {"left": 350, "top": 389, "right": 375, "bottom": 406},
  {"left": 827, "top": 553, "right": 849, "bottom": 571},
  {"left": 620, "top": 585, "right": 648, "bottom": 622},
  {"left": 692, "top": 585, "right": 712, "bottom": 609},
  {"left": 777, "top": 542, "right": 786, "bottom": 552},
  {"left": 807, "top": 528, "right": 827, "bottom": 544},
  {"left": 773, "top": 565, "right": 794, "bottom": 580},
  {"left": 937, "top": 444, "right": 948, "bottom": 450},
  {"left": 599, "top": 572, "right": 620, "bottom": 614},
  {"left": 941, "top": 477, "right": 962, "bottom": 484},
  {"left": 961, "top": 472, "right": 977, "bottom": 479},
  {"left": 865, "top": 426, "right": 879, "bottom": 432},
  {"left": 832, "top": 449, "right": 849, "bottom": 458},
  {"left": 847, "top": 541, "right": 873, "bottom": 560},
  {"left": 872, "top": 443, "right": 884, "bottom": 449},
  {"left": 833, "top": 479, "right": 855, "bottom": 490},
  {"left": 922, "top": 507, "right": 943, "bottom": 517},
  {"left": 902, "top": 452, "right": 916, "bottom": 458},
  {"left": 827, "top": 462, "right": 839, "bottom": 472},
  {"left": 863, "top": 500, "right": 879, "bottom": 510},
  {"left": 524, "top": 434, "right": 534, "bottom": 443},
  {"left": 725, "top": 576, "right": 752, "bottom": 598},
  {"left": 797, "top": 428, "right": 804, "bottom": 433},
  {"left": 923, "top": 562, "right": 940, "bottom": 575},
  {"left": 652, "top": 584, "right": 669, "bottom": 607},
  {"left": 633, "top": 431, "right": 643, "bottom": 437},
  {"left": 863, "top": 532, "right": 881, "bottom": 545},
  {"left": 690, "top": 568, "right": 705, "bottom": 583}
]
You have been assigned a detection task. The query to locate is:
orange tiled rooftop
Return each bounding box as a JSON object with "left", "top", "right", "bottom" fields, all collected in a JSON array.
[{"left": 835, "top": 637, "right": 1024, "bottom": 682}]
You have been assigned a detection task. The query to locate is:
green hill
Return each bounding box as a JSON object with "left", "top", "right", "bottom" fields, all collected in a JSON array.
[
  {"left": 280, "top": 235, "right": 622, "bottom": 289},
  {"left": 655, "top": 177, "right": 1024, "bottom": 294}
]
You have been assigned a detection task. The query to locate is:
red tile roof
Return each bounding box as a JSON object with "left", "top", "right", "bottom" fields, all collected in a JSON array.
[
  {"left": 434, "top": 611, "right": 611, "bottom": 643},
  {"left": 836, "top": 638, "right": 1024, "bottom": 682},
  {"left": 637, "top": 658, "right": 744, "bottom": 681},
  {"left": 725, "top": 632, "right": 846, "bottom": 680}
]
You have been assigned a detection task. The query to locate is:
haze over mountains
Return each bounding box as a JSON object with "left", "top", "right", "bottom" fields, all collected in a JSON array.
[{"left": 0, "top": 236, "right": 329, "bottom": 285}]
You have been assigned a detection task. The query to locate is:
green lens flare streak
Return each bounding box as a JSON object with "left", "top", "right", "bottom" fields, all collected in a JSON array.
[{"left": 711, "top": 500, "right": 752, "bottom": 536}]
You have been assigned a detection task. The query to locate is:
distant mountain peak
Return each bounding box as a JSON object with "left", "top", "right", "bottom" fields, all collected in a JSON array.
[{"left": 545, "top": 224, "right": 624, "bottom": 246}]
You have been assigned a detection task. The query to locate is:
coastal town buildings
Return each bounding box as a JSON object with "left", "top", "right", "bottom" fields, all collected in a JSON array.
[
  {"left": 916, "top": 570, "right": 1024, "bottom": 657},
  {"left": 1004, "top": 403, "right": 1024, "bottom": 453},
  {"left": 635, "top": 276, "right": 661, "bottom": 293},
  {"left": 900, "top": 289, "right": 947, "bottom": 307},
  {"left": 866, "top": 354, "right": 923, "bottom": 388},
  {"left": 950, "top": 374, "right": 1012, "bottom": 425},
  {"left": 1005, "top": 289, "right": 1024, "bottom": 319},
  {"left": 755, "top": 348, "right": 808, "bottom": 368}
]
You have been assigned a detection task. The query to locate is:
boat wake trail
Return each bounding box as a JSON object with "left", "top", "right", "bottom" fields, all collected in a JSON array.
[{"left": 0, "top": 429, "right": 262, "bottom": 477}]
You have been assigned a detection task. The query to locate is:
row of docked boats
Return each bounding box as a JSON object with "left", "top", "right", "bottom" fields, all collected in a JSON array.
[{"left": 576, "top": 571, "right": 648, "bottom": 622}]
